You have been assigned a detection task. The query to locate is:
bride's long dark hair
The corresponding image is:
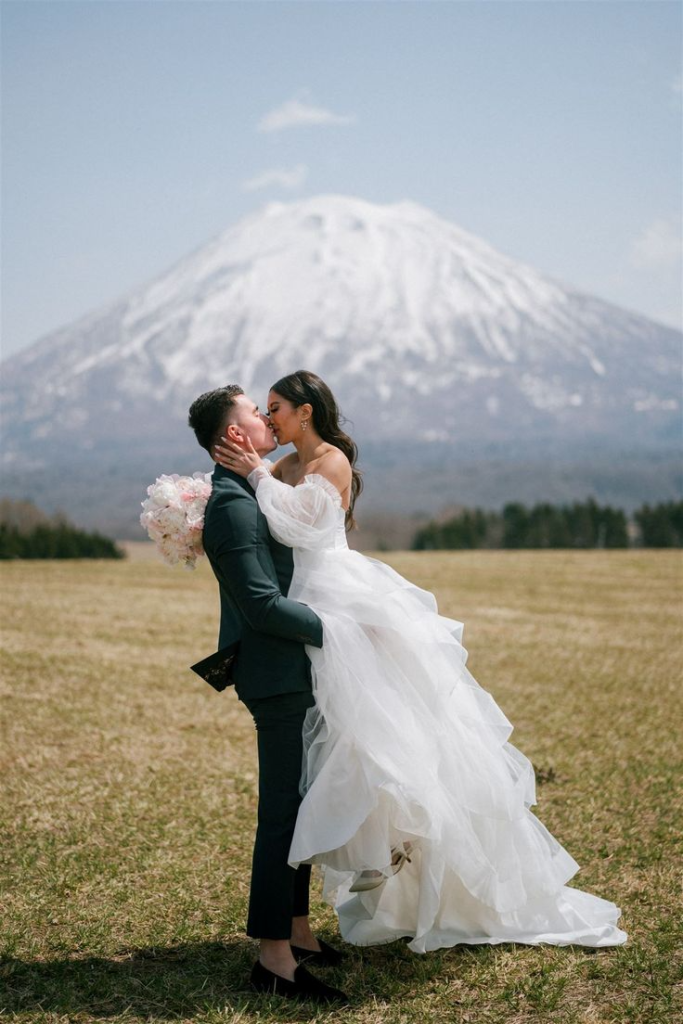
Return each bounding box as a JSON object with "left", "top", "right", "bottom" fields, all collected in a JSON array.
[{"left": 270, "top": 370, "right": 363, "bottom": 529}]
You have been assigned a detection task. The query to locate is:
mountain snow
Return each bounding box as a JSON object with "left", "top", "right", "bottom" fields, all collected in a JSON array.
[{"left": 1, "top": 194, "right": 680, "bottom": 488}]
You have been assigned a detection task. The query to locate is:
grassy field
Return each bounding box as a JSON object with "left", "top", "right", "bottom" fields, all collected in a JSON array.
[{"left": 1, "top": 548, "right": 681, "bottom": 1024}]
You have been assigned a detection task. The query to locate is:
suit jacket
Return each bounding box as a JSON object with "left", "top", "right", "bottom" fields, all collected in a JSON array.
[{"left": 201, "top": 464, "right": 323, "bottom": 700}]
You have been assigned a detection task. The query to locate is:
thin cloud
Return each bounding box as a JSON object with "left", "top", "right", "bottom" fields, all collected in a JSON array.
[
  {"left": 242, "top": 164, "right": 309, "bottom": 192},
  {"left": 630, "top": 218, "right": 682, "bottom": 270},
  {"left": 257, "top": 96, "right": 356, "bottom": 133}
]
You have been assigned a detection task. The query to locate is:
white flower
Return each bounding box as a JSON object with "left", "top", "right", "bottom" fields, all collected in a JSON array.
[{"left": 140, "top": 472, "right": 213, "bottom": 568}]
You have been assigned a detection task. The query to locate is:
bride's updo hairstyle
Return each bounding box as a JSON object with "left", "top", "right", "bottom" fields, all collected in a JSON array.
[{"left": 270, "top": 370, "right": 363, "bottom": 530}]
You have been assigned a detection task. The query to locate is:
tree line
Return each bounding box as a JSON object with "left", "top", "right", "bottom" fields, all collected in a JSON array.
[
  {"left": 412, "top": 499, "right": 683, "bottom": 550},
  {"left": 0, "top": 500, "right": 124, "bottom": 560}
]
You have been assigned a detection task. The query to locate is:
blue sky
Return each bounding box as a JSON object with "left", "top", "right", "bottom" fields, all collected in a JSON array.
[{"left": 2, "top": 0, "right": 681, "bottom": 359}]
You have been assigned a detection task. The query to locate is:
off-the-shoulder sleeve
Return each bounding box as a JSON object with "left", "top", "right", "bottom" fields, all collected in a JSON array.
[{"left": 247, "top": 468, "right": 342, "bottom": 550}]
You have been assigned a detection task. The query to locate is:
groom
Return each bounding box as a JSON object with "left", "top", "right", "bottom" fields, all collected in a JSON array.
[{"left": 188, "top": 385, "right": 348, "bottom": 1006}]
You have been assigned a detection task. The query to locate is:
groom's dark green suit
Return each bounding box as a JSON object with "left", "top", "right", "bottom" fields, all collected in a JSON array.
[
  {"left": 203, "top": 464, "right": 322, "bottom": 697},
  {"left": 202, "top": 463, "right": 322, "bottom": 938}
]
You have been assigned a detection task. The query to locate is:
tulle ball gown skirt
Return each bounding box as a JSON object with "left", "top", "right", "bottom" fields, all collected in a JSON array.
[{"left": 286, "top": 545, "right": 627, "bottom": 953}]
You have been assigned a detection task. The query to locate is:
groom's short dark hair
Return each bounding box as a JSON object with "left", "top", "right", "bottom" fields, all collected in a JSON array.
[{"left": 188, "top": 384, "right": 245, "bottom": 454}]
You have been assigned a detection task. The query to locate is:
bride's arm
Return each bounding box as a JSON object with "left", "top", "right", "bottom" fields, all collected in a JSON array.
[
  {"left": 252, "top": 475, "right": 341, "bottom": 549},
  {"left": 214, "top": 439, "right": 345, "bottom": 549}
]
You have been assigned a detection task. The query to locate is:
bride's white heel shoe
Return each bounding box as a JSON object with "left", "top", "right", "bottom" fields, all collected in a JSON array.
[
  {"left": 390, "top": 842, "right": 413, "bottom": 874},
  {"left": 349, "top": 842, "right": 413, "bottom": 893}
]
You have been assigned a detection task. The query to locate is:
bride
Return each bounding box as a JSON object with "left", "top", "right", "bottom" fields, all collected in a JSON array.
[{"left": 214, "top": 369, "right": 627, "bottom": 953}]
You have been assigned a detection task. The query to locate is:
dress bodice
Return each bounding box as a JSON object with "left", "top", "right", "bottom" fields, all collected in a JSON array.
[{"left": 331, "top": 508, "right": 350, "bottom": 551}]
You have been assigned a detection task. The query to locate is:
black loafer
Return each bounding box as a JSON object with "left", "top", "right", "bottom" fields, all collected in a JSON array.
[
  {"left": 250, "top": 959, "right": 350, "bottom": 1005},
  {"left": 291, "top": 937, "right": 346, "bottom": 967}
]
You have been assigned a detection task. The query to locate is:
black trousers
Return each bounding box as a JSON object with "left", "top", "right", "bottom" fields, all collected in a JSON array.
[{"left": 239, "top": 689, "right": 315, "bottom": 939}]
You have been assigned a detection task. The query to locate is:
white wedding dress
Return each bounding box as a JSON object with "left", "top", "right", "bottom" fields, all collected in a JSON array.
[{"left": 248, "top": 466, "right": 627, "bottom": 952}]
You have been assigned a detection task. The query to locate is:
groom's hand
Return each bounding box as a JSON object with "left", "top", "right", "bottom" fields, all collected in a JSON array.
[{"left": 214, "top": 437, "right": 263, "bottom": 478}]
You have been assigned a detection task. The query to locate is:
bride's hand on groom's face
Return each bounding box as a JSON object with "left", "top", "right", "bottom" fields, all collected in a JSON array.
[{"left": 214, "top": 437, "right": 263, "bottom": 477}]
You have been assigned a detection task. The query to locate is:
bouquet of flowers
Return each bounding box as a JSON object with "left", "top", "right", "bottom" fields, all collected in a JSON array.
[{"left": 140, "top": 472, "right": 213, "bottom": 569}]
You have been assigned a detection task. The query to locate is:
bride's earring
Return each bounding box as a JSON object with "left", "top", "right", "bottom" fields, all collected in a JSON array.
[{"left": 301, "top": 419, "right": 309, "bottom": 432}]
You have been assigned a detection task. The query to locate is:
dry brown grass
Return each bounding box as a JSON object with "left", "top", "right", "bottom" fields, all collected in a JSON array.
[{"left": 1, "top": 549, "right": 681, "bottom": 1023}]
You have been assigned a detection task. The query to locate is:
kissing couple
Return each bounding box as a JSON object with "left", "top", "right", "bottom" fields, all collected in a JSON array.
[{"left": 184, "top": 369, "right": 626, "bottom": 1007}]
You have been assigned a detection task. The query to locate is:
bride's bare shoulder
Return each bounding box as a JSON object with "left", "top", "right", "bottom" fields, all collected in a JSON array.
[{"left": 315, "top": 446, "right": 352, "bottom": 488}]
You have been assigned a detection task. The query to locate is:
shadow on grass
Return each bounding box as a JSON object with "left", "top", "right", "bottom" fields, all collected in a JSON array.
[{"left": 0, "top": 937, "right": 485, "bottom": 1018}]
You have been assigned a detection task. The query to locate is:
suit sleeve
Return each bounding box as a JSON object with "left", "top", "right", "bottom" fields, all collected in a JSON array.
[{"left": 206, "top": 489, "right": 323, "bottom": 648}]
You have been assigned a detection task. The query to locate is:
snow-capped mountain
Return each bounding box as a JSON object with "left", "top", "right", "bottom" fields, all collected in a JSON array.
[{"left": 1, "top": 195, "right": 680, "bottom": 534}]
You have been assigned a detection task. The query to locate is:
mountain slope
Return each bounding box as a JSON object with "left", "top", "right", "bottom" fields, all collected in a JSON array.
[{"left": 1, "top": 194, "right": 680, "bottom": 533}]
